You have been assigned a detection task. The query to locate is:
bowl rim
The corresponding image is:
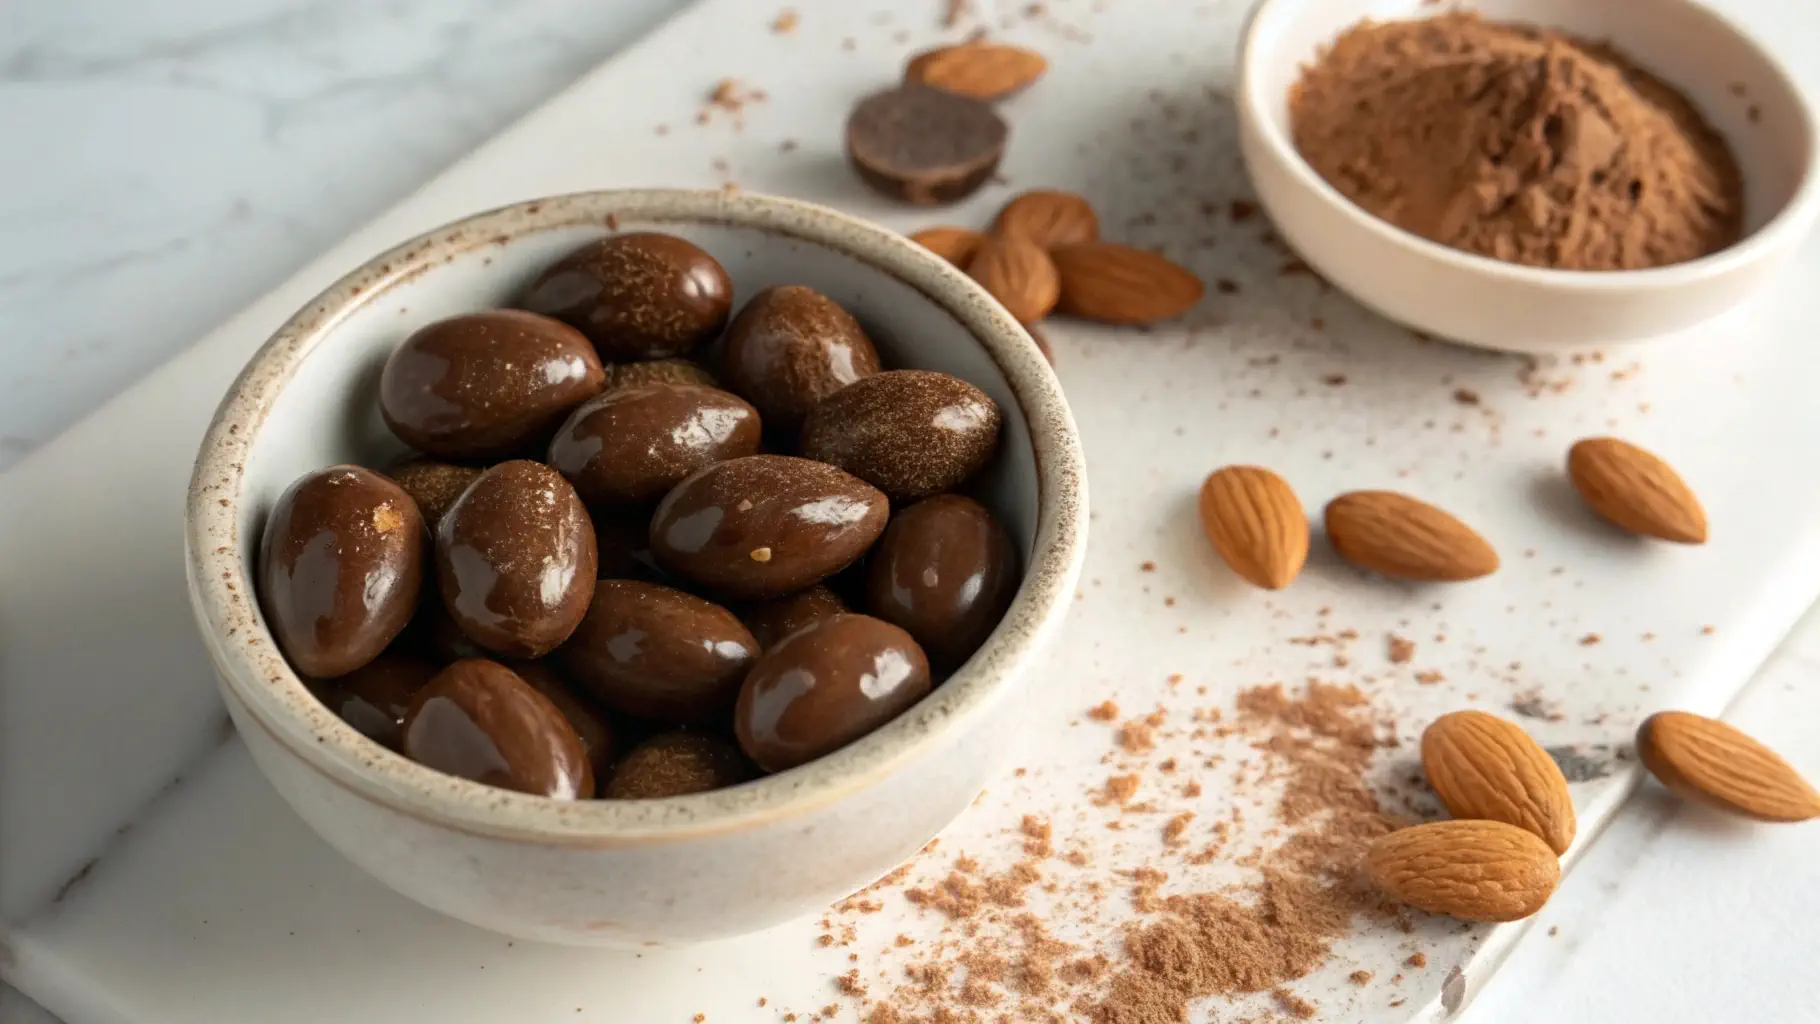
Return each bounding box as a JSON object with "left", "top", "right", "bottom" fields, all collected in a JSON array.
[
  {"left": 185, "top": 188, "right": 1088, "bottom": 846},
  {"left": 1236, "top": 0, "right": 1820, "bottom": 290}
]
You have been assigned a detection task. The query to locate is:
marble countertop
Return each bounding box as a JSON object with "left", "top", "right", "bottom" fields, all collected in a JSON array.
[{"left": 5, "top": 2, "right": 1819, "bottom": 1021}]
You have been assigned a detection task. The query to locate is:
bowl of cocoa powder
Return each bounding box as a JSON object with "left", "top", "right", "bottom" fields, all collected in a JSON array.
[{"left": 1236, "top": 0, "right": 1819, "bottom": 351}]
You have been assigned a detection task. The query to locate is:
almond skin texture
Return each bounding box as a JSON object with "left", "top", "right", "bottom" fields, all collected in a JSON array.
[
  {"left": 992, "top": 190, "right": 1100, "bottom": 248},
  {"left": 910, "top": 226, "right": 987, "bottom": 267},
  {"left": 1366, "top": 820, "right": 1560, "bottom": 923},
  {"left": 1050, "top": 242, "right": 1204, "bottom": 325},
  {"left": 1567, "top": 437, "right": 1708, "bottom": 544},
  {"left": 1197, "top": 466, "right": 1308, "bottom": 590},
  {"left": 1324, "top": 491, "right": 1498, "bottom": 582},
  {"left": 967, "top": 234, "right": 1060, "bottom": 324},
  {"left": 905, "top": 43, "right": 1047, "bottom": 101},
  {"left": 1423, "top": 710, "right": 1576, "bottom": 854},
  {"left": 1637, "top": 711, "right": 1820, "bottom": 822}
]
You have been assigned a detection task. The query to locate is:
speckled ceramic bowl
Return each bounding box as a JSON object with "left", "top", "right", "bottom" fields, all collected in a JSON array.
[{"left": 184, "top": 189, "right": 1087, "bottom": 947}]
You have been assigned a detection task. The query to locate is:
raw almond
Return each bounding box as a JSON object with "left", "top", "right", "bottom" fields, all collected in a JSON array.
[
  {"left": 992, "top": 190, "right": 1100, "bottom": 248},
  {"left": 1197, "top": 466, "right": 1308, "bottom": 590},
  {"left": 1324, "top": 490, "right": 1498, "bottom": 582},
  {"left": 1422, "top": 710, "right": 1576, "bottom": 854},
  {"left": 967, "top": 234, "right": 1060, "bottom": 324},
  {"left": 910, "top": 226, "right": 987, "bottom": 267},
  {"left": 905, "top": 43, "right": 1048, "bottom": 102},
  {"left": 1366, "top": 820, "right": 1560, "bottom": 923},
  {"left": 1636, "top": 710, "right": 1820, "bottom": 822},
  {"left": 1050, "top": 242, "right": 1204, "bottom": 325},
  {"left": 1566, "top": 437, "right": 1707, "bottom": 544}
]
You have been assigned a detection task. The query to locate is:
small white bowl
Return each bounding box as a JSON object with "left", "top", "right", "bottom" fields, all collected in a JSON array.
[
  {"left": 1237, "top": 0, "right": 1820, "bottom": 352},
  {"left": 184, "top": 190, "right": 1087, "bottom": 946}
]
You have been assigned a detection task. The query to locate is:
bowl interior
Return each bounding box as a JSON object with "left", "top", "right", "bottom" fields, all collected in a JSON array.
[{"left": 1245, "top": 0, "right": 1813, "bottom": 237}]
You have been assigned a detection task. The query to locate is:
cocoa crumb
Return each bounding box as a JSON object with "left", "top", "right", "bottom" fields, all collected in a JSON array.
[
  {"left": 1273, "top": 988, "right": 1317, "bottom": 1018},
  {"left": 1088, "top": 700, "right": 1120, "bottom": 722},
  {"left": 1406, "top": 952, "right": 1427, "bottom": 968},
  {"left": 1096, "top": 774, "right": 1141, "bottom": 806},
  {"left": 1140, "top": 560, "right": 1157, "bottom": 572},
  {"left": 1350, "top": 970, "right": 1373, "bottom": 985},
  {"left": 1162, "top": 812, "right": 1194, "bottom": 846},
  {"left": 1021, "top": 815, "right": 1054, "bottom": 858},
  {"left": 1452, "top": 388, "right": 1480, "bottom": 406},
  {"left": 1579, "top": 633, "right": 1601, "bottom": 646},
  {"left": 1115, "top": 720, "right": 1156, "bottom": 754},
  {"left": 1322, "top": 373, "right": 1348, "bottom": 386},
  {"left": 771, "top": 9, "right": 799, "bottom": 32},
  {"left": 1229, "top": 199, "right": 1257, "bottom": 222},
  {"left": 1414, "top": 670, "right": 1445, "bottom": 685},
  {"left": 1216, "top": 278, "right": 1240, "bottom": 294}
]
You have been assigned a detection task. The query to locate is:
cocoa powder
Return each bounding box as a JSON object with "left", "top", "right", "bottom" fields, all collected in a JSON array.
[{"left": 1290, "top": 12, "right": 1742, "bottom": 270}]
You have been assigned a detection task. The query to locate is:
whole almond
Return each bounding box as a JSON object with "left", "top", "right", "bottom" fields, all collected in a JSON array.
[
  {"left": 992, "top": 190, "right": 1100, "bottom": 248},
  {"left": 1198, "top": 466, "right": 1308, "bottom": 590},
  {"left": 967, "top": 235, "right": 1060, "bottom": 324},
  {"left": 1051, "top": 242, "right": 1204, "bottom": 325},
  {"left": 1366, "top": 820, "right": 1560, "bottom": 922},
  {"left": 1324, "top": 490, "right": 1498, "bottom": 582},
  {"left": 1422, "top": 710, "right": 1576, "bottom": 854},
  {"left": 1567, "top": 437, "right": 1707, "bottom": 544},
  {"left": 1636, "top": 710, "right": 1820, "bottom": 822},
  {"left": 911, "top": 226, "right": 987, "bottom": 267},
  {"left": 905, "top": 43, "right": 1047, "bottom": 101}
]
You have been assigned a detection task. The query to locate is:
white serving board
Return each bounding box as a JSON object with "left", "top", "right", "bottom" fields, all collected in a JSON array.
[{"left": 4, "top": 0, "right": 1819, "bottom": 1021}]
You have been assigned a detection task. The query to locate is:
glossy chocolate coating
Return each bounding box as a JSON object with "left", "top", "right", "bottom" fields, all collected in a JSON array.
[
  {"left": 734, "top": 613, "right": 931, "bottom": 772},
  {"left": 649, "top": 455, "right": 888, "bottom": 600},
  {"left": 379, "top": 310, "right": 606, "bottom": 461},
  {"left": 400, "top": 659, "right": 593, "bottom": 798},
  {"left": 508, "top": 660, "right": 617, "bottom": 784},
  {"left": 603, "top": 731, "right": 754, "bottom": 799},
  {"left": 521, "top": 233, "right": 733, "bottom": 360},
  {"left": 559, "top": 579, "right": 758, "bottom": 724},
  {"left": 260, "top": 465, "right": 426, "bottom": 678},
  {"left": 435, "top": 460, "right": 596, "bottom": 658},
  {"left": 720, "top": 285, "right": 882, "bottom": 429},
  {"left": 548, "top": 383, "right": 762, "bottom": 506},
  {"left": 737, "top": 585, "right": 848, "bottom": 651},
  {"left": 309, "top": 651, "right": 437, "bottom": 749},
  {"left": 798, "top": 369, "right": 1002, "bottom": 501},
  {"left": 865, "top": 494, "right": 1018, "bottom": 668},
  {"left": 410, "top": 594, "right": 488, "bottom": 664},
  {"left": 387, "top": 458, "right": 482, "bottom": 530}
]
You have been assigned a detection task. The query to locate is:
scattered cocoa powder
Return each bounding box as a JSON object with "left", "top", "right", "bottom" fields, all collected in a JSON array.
[
  {"left": 1406, "top": 952, "right": 1428, "bottom": 968},
  {"left": 1386, "top": 634, "right": 1416, "bottom": 664},
  {"left": 1087, "top": 700, "right": 1120, "bottom": 722}
]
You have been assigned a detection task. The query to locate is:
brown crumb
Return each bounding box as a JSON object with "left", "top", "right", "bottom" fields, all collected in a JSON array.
[
  {"left": 1405, "top": 952, "right": 1427, "bottom": 968},
  {"left": 1414, "top": 670, "right": 1445, "bottom": 685},
  {"left": 1702, "top": 624, "right": 1716, "bottom": 634},
  {"left": 1322, "top": 373, "right": 1348, "bottom": 386},
  {"left": 1229, "top": 199, "right": 1257, "bottom": 222},
  {"left": 1273, "top": 988, "right": 1317, "bottom": 1019},
  {"left": 1096, "top": 774, "right": 1141, "bottom": 806},
  {"left": 1452, "top": 388, "right": 1481, "bottom": 406},
  {"left": 1350, "top": 970, "right": 1373, "bottom": 985},
  {"left": 1140, "top": 560, "right": 1157, "bottom": 572},
  {"left": 1579, "top": 633, "right": 1601, "bottom": 646},
  {"left": 1115, "top": 720, "right": 1156, "bottom": 754},
  {"left": 1021, "top": 815, "right": 1054, "bottom": 858},
  {"left": 1088, "top": 700, "right": 1120, "bottom": 722},
  {"left": 771, "top": 9, "right": 798, "bottom": 32},
  {"left": 1163, "top": 812, "right": 1194, "bottom": 846},
  {"left": 758, "top": 997, "right": 768, "bottom": 1007}
]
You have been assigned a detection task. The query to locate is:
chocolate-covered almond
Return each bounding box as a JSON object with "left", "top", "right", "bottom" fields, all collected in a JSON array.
[
  {"left": 521, "top": 233, "right": 733, "bottom": 360},
  {"left": 509, "top": 660, "right": 617, "bottom": 784},
  {"left": 610, "top": 358, "right": 718, "bottom": 391},
  {"left": 380, "top": 310, "right": 606, "bottom": 460},
  {"left": 735, "top": 614, "right": 931, "bottom": 772},
  {"left": 388, "top": 458, "right": 483, "bottom": 530},
  {"left": 401, "top": 659, "right": 593, "bottom": 798},
  {"left": 866, "top": 495, "right": 1018, "bottom": 668},
  {"left": 310, "top": 651, "right": 437, "bottom": 749},
  {"left": 560, "top": 579, "right": 758, "bottom": 724},
  {"left": 260, "top": 466, "right": 426, "bottom": 678},
  {"left": 737, "top": 585, "right": 848, "bottom": 650},
  {"left": 721, "top": 285, "right": 882, "bottom": 429},
  {"left": 436, "top": 460, "right": 596, "bottom": 658},
  {"left": 799, "top": 369, "right": 1001, "bottom": 501},
  {"left": 650, "top": 455, "right": 888, "bottom": 600},
  {"left": 604, "top": 731, "right": 754, "bottom": 799},
  {"left": 549, "top": 383, "right": 762, "bottom": 506}
]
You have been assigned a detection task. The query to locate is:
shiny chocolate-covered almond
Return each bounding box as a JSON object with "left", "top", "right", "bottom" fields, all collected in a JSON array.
[
  {"left": 721, "top": 285, "right": 882, "bottom": 429},
  {"left": 310, "top": 651, "right": 437, "bottom": 749},
  {"left": 549, "top": 383, "right": 761, "bottom": 506},
  {"left": 865, "top": 494, "right": 1018, "bottom": 669},
  {"left": 734, "top": 613, "right": 931, "bottom": 772},
  {"left": 260, "top": 465, "right": 426, "bottom": 678},
  {"left": 560, "top": 579, "right": 758, "bottom": 725},
  {"left": 799, "top": 369, "right": 1002, "bottom": 501},
  {"left": 649, "top": 455, "right": 888, "bottom": 600},
  {"left": 737, "top": 585, "right": 848, "bottom": 651},
  {"left": 521, "top": 233, "right": 733, "bottom": 360},
  {"left": 509, "top": 660, "right": 618, "bottom": 784},
  {"left": 435, "top": 460, "right": 596, "bottom": 658},
  {"left": 604, "top": 731, "right": 754, "bottom": 799},
  {"left": 401, "top": 659, "right": 593, "bottom": 798},
  {"left": 380, "top": 310, "right": 606, "bottom": 461}
]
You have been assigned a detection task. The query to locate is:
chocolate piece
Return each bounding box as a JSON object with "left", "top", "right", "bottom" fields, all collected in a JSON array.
[
  {"left": 509, "top": 660, "right": 618, "bottom": 784},
  {"left": 409, "top": 595, "right": 488, "bottom": 664},
  {"left": 846, "top": 84, "right": 1008, "bottom": 205},
  {"left": 592, "top": 510, "right": 655, "bottom": 581},
  {"left": 435, "top": 460, "right": 596, "bottom": 658},
  {"left": 649, "top": 455, "right": 888, "bottom": 600},
  {"left": 734, "top": 614, "right": 931, "bottom": 772},
  {"left": 309, "top": 651, "right": 437, "bottom": 749},
  {"left": 737, "top": 585, "right": 848, "bottom": 650},
  {"left": 865, "top": 494, "right": 1018, "bottom": 668},
  {"left": 549, "top": 383, "right": 762, "bottom": 507},
  {"left": 401, "top": 659, "right": 593, "bottom": 798},
  {"left": 604, "top": 731, "right": 753, "bottom": 799},
  {"left": 610, "top": 358, "right": 719, "bottom": 391},
  {"left": 260, "top": 466, "right": 426, "bottom": 678},
  {"left": 521, "top": 233, "right": 733, "bottom": 360},
  {"left": 720, "top": 286, "right": 881, "bottom": 430},
  {"left": 380, "top": 310, "right": 605, "bottom": 461},
  {"left": 559, "top": 579, "right": 758, "bottom": 725},
  {"left": 798, "top": 369, "right": 1002, "bottom": 501},
  {"left": 387, "top": 458, "right": 483, "bottom": 530}
]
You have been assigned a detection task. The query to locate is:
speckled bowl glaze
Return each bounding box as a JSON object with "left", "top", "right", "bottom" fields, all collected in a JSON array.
[{"left": 184, "top": 190, "right": 1087, "bottom": 947}]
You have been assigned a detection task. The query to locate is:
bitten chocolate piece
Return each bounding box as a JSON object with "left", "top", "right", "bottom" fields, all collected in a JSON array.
[{"left": 845, "top": 84, "right": 1008, "bottom": 205}]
